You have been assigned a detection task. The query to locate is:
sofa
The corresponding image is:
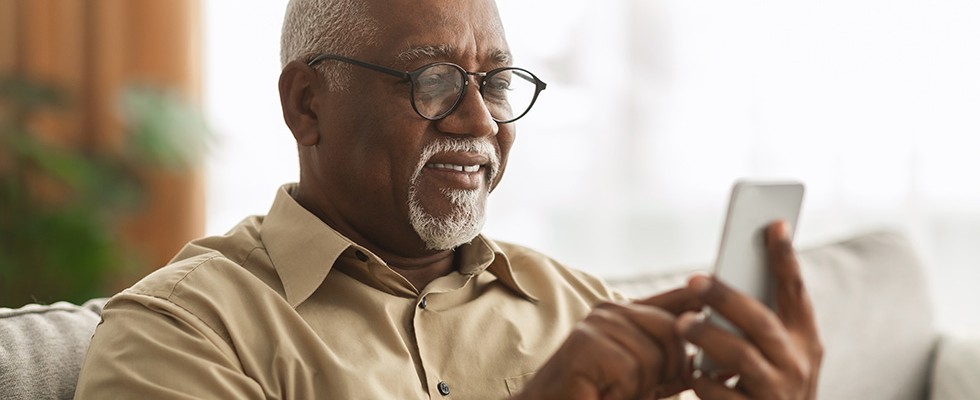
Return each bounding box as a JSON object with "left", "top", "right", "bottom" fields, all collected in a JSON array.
[{"left": 2, "top": 231, "right": 978, "bottom": 399}]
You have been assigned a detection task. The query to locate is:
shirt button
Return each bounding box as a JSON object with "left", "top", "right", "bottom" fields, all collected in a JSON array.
[
  {"left": 419, "top": 296, "right": 428, "bottom": 309},
  {"left": 354, "top": 250, "right": 368, "bottom": 262},
  {"left": 437, "top": 381, "right": 450, "bottom": 396}
]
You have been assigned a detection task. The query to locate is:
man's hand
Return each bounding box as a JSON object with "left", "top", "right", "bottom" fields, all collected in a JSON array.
[
  {"left": 515, "top": 287, "right": 703, "bottom": 400},
  {"left": 679, "top": 221, "right": 823, "bottom": 399}
]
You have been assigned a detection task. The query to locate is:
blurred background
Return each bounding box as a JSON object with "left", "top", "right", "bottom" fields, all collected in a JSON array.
[
  {"left": 1, "top": 1, "right": 208, "bottom": 306},
  {"left": 3, "top": 1, "right": 978, "bottom": 333}
]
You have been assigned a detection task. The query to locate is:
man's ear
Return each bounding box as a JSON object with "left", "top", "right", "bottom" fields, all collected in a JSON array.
[{"left": 279, "top": 60, "right": 323, "bottom": 147}]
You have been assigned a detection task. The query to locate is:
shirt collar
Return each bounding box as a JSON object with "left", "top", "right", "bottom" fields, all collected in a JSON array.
[
  {"left": 461, "top": 235, "right": 539, "bottom": 302},
  {"left": 262, "top": 183, "right": 538, "bottom": 307},
  {"left": 262, "top": 184, "right": 355, "bottom": 307}
]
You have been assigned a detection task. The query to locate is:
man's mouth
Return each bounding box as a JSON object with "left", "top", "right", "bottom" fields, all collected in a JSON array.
[
  {"left": 426, "top": 163, "right": 482, "bottom": 173},
  {"left": 410, "top": 138, "right": 500, "bottom": 192},
  {"left": 418, "top": 152, "right": 494, "bottom": 191}
]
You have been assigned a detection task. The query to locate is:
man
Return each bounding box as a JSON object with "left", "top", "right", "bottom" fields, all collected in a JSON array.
[{"left": 76, "top": 0, "right": 822, "bottom": 398}]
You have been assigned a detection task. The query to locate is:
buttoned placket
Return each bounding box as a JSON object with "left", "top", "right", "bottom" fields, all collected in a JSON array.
[
  {"left": 411, "top": 271, "right": 479, "bottom": 399},
  {"left": 345, "top": 244, "right": 509, "bottom": 399},
  {"left": 341, "top": 247, "right": 438, "bottom": 398}
]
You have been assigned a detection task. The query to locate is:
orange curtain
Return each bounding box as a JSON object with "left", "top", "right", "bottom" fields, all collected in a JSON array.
[{"left": 0, "top": 0, "right": 204, "bottom": 288}]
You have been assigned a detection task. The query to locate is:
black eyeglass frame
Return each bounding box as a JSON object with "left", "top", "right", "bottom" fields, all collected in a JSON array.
[{"left": 307, "top": 53, "right": 547, "bottom": 124}]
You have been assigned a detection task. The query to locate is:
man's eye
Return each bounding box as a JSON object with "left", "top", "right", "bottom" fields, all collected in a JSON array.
[
  {"left": 417, "top": 75, "right": 441, "bottom": 87},
  {"left": 416, "top": 75, "right": 454, "bottom": 93},
  {"left": 484, "top": 76, "right": 511, "bottom": 99}
]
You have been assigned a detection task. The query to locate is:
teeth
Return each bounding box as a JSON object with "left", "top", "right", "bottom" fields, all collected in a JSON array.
[{"left": 429, "top": 163, "right": 480, "bottom": 172}]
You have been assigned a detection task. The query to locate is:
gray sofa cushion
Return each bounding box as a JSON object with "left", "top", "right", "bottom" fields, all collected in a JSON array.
[
  {"left": 931, "top": 333, "right": 980, "bottom": 399},
  {"left": 0, "top": 299, "right": 107, "bottom": 400},
  {"left": 801, "top": 232, "right": 935, "bottom": 400}
]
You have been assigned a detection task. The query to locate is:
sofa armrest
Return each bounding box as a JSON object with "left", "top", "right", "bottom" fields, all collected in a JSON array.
[
  {"left": 930, "top": 333, "right": 980, "bottom": 400},
  {"left": 0, "top": 298, "right": 108, "bottom": 400}
]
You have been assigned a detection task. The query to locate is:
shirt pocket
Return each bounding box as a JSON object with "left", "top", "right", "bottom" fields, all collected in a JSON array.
[{"left": 504, "top": 371, "right": 537, "bottom": 396}]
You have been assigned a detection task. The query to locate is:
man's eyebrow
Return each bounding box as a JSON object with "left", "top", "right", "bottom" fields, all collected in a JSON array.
[
  {"left": 395, "top": 45, "right": 513, "bottom": 66},
  {"left": 488, "top": 48, "right": 513, "bottom": 66},
  {"left": 396, "top": 44, "right": 456, "bottom": 64}
]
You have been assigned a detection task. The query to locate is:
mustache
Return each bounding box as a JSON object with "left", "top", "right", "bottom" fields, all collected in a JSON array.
[{"left": 412, "top": 138, "right": 500, "bottom": 186}]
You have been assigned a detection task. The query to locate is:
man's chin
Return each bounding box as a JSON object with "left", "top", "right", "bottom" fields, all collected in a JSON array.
[
  {"left": 422, "top": 229, "right": 482, "bottom": 251},
  {"left": 408, "top": 189, "right": 487, "bottom": 251},
  {"left": 415, "top": 187, "right": 487, "bottom": 216},
  {"left": 413, "top": 215, "right": 486, "bottom": 251}
]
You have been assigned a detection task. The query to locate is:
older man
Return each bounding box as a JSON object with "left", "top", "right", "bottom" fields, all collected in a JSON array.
[{"left": 75, "top": 0, "right": 822, "bottom": 398}]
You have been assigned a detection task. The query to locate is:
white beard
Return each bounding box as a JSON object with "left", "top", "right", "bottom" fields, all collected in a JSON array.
[{"left": 408, "top": 138, "right": 499, "bottom": 251}]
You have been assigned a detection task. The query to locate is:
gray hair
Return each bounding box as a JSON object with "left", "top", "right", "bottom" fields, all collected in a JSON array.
[{"left": 280, "top": 0, "right": 380, "bottom": 91}]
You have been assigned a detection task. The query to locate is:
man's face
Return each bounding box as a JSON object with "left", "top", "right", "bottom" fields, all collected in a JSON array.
[{"left": 307, "top": 0, "right": 515, "bottom": 255}]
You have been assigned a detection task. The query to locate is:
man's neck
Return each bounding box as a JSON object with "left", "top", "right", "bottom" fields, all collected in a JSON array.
[{"left": 382, "top": 250, "right": 457, "bottom": 291}]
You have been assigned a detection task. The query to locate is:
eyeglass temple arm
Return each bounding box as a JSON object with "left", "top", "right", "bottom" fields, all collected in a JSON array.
[
  {"left": 513, "top": 70, "right": 547, "bottom": 91},
  {"left": 307, "top": 54, "right": 410, "bottom": 80}
]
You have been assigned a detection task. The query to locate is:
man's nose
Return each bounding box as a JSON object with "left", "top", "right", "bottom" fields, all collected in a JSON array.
[{"left": 435, "top": 83, "right": 498, "bottom": 138}]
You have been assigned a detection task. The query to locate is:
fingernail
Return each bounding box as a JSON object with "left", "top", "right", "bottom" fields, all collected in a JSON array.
[
  {"left": 677, "top": 312, "right": 698, "bottom": 334},
  {"left": 688, "top": 275, "right": 712, "bottom": 295},
  {"left": 777, "top": 220, "right": 791, "bottom": 238}
]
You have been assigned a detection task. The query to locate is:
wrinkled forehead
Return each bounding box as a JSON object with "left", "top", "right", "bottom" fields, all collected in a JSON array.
[{"left": 364, "top": 0, "right": 510, "bottom": 65}]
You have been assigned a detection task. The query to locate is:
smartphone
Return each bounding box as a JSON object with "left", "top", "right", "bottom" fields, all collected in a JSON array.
[{"left": 695, "top": 180, "right": 805, "bottom": 374}]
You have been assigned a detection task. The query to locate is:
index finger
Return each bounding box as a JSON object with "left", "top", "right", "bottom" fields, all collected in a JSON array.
[
  {"left": 766, "top": 221, "right": 818, "bottom": 337},
  {"left": 634, "top": 286, "right": 705, "bottom": 316}
]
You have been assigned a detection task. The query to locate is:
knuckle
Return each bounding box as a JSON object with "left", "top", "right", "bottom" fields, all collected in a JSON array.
[
  {"left": 810, "top": 338, "right": 825, "bottom": 361},
  {"left": 586, "top": 305, "right": 617, "bottom": 323},
  {"left": 702, "top": 283, "right": 730, "bottom": 306},
  {"left": 622, "top": 354, "right": 641, "bottom": 376},
  {"left": 571, "top": 319, "right": 606, "bottom": 341},
  {"left": 603, "top": 355, "right": 643, "bottom": 391},
  {"left": 592, "top": 301, "right": 625, "bottom": 315},
  {"left": 565, "top": 325, "right": 610, "bottom": 356},
  {"left": 566, "top": 324, "right": 593, "bottom": 345},
  {"left": 770, "top": 237, "right": 797, "bottom": 263},
  {"left": 785, "top": 357, "right": 810, "bottom": 384},
  {"left": 734, "top": 346, "right": 765, "bottom": 373},
  {"left": 780, "top": 238, "right": 796, "bottom": 255},
  {"left": 577, "top": 308, "right": 627, "bottom": 339},
  {"left": 750, "top": 312, "right": 783, "bottom": 337},
  {"left": 593, "top": 300, "right": 617, "bottom": 309},
  {"left": 785, "top": 275, "right": 805, "bottom": 296},
  {"left": 680, "top": 317, "right": 706, "bottom": 340}
]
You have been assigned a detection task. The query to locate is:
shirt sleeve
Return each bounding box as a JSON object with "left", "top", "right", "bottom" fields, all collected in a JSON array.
[{"left": 74, "top": 293, "right": 265, "bottom": 399}]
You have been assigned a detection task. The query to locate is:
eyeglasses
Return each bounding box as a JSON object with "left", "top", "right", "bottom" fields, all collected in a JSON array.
[{"left": 307, "top": 54, "right": 547, "bottom": 124}]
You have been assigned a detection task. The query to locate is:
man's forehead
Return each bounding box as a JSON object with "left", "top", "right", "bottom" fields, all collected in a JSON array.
[
  {"left": 395, "top": 44, "right": 512, "bottom": 66},
  {"left": 362, "top": 0, "right": 509, "bottom": 64}
]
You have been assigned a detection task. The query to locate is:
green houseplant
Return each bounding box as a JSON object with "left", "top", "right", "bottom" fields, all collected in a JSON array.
[{"left": 0, "top": 76, "right": 211, "bottom": 307}]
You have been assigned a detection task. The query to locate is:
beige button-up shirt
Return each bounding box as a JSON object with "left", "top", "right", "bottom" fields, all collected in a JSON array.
[{"left": 75, "top": 184, "right": 632, "bottom": 399}]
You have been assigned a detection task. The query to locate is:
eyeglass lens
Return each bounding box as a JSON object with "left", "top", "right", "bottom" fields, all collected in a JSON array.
[{"left": 412, "top": 65, "right": 538, "bottom": 123}]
